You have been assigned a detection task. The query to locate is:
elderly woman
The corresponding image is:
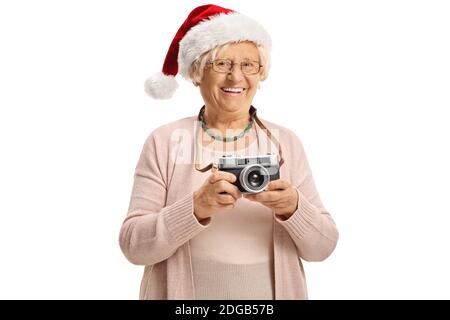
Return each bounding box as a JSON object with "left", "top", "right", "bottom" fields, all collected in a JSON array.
[{"left": 119, "top": 4, "right": 338, "bottom": 300}]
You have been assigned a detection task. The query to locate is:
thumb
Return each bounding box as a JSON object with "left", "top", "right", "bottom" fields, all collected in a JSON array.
[{"left": 266, "top": 179, "right": 289, "bottom": 191}]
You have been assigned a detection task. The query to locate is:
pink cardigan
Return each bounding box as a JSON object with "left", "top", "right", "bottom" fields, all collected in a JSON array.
[{"left": 119, "top": 115, "right": 339, "bottom": 299}]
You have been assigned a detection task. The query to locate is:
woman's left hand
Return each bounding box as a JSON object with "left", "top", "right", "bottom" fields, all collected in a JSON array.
[{"left": 243, "top": 179, "right": 298, "bottom": 219}]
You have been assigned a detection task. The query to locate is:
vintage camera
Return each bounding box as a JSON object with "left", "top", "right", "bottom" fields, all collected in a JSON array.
[{"left": 218, "top": 154, "right": 280, "bottom": 194}]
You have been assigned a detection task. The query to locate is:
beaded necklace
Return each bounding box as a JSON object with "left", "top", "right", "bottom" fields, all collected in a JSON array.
[{"left": 198, "top": 107, "right": 254, "bottom": 142}]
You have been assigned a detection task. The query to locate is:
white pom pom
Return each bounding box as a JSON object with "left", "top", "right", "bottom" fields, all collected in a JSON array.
[{"left": 144, "top": 72, "right": 178, "bottom": 99}]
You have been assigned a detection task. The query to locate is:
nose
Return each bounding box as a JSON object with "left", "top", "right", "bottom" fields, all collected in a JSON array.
[{"left": 227, "top": 64, "right": 244, "bottom": 82}]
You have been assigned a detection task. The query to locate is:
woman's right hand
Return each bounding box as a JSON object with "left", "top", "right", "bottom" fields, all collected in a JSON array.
[{"left": 193, "top": 171, "right": 242, "bottom": 221}]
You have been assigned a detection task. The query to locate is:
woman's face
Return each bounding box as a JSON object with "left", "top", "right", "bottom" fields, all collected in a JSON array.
[{"left": 198, "top": 42, "right": 262, "bottom": 114}]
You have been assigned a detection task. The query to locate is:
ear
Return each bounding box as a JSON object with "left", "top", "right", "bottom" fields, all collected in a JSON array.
[
  {"left": 257, "top": 74, "right": 263, "bottom": 89},
  {"left": 258, "top": 70, "right": 265, "bottom": 82},
  {"left": 189, "top": 65, "right": 195, "bottom": 80},
  {"left": 189, "top": 65, "right": 199, "bottom": 86}
]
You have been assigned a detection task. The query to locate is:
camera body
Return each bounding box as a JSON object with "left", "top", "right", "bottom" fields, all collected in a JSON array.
[{"left": 217, "top": 154, "right": 280, "bottom": 194}]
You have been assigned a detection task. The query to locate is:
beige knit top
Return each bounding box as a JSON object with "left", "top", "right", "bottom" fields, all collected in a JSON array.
[
  {"left": 190, "top": 184, "right": 275, "bottom": 298},
  {"left": 190, "top": 129, "right": 276, "bottom": 298}
]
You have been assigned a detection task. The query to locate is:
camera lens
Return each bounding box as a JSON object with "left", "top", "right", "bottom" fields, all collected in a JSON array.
[
  {"left": 240, "top": 164, "right": 270, "bottom": 193},
  {"left": 248, "top": 171, "right": 265, "bottom": 187}
]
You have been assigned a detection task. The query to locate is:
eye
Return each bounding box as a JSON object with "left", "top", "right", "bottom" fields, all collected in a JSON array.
[
  {"left": 216, "top": 60, "right": 231, "bottom": 67},
  {"left": 242, "top": 61, "right": 254, "bottom": 67}
]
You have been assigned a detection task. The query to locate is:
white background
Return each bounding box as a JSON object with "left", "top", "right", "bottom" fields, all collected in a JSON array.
[{"left": 1, "top": 0, "right": 449, "bottom": 299}]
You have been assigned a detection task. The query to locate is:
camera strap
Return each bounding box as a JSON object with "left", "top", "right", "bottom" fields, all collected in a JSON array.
[{"left": 195, "top": 105, "right": 284, "bottom": 173}]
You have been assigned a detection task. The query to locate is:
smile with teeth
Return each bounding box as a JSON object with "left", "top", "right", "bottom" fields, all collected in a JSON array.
[{"left": 221, "top": 87, "right": 245, "bottom": 93}]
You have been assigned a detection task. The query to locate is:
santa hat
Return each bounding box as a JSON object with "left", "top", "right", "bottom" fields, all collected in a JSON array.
[{"left": 144, "top": 4, "right": 272, "bottom": 99}]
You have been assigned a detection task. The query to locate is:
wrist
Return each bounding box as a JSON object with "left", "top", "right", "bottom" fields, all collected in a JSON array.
[
  {"left": 276, "top": 188, "right": 299, "bottom": 220},
  {"left": 275, "top": 207, "right": 296, "bottom": 220},
  {"left": 193, "top": 191, "right": 201, "bottom": 219},
  {"left": 193, "top": 191, "right": 208, "bottom": 223}
]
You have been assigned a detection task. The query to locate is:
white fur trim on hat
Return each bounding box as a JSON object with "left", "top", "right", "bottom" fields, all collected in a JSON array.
[
  {"left": 144, "top": 72, "right": 179, "bottom": 99},
  {"left": 178, "top": 12, "right": 272, "bottom": 80}
]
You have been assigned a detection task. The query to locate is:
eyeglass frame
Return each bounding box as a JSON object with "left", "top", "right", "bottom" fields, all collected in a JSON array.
[{"left": 206, "top": 59, "right": 263, "bottom": 75}]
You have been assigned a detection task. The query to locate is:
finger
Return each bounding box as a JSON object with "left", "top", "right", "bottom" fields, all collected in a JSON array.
[
  {"left": 261, "top": 200, "right": 290, "bottom": 208},
  {"left": 246, "top": 190, "right": 280, "bottom": 202},
  {"left": 216, "top": 193, "right": 236, "bottom": 205},
  {"left": 266, "top": 179, "right": 291, "bottom": 191},
  {"left": 215, "top": 181, "right": 241, "bottom": 200},
  {"left": 245, "top": 196, "right": 286, "bottom": 211},
  {"left": 250, "top": 198, "right": 291, "bottom": 213},
  {"left": 209, "top": 171, "right": 237, "bottom": 184},
  {"left": 216, "top": 203, "right": 235, "bottom": 211}
]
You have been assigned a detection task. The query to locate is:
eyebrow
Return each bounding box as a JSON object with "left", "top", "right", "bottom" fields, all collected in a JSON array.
[{"left": 217, "top": 58, "right": 259, "bottom": 61}]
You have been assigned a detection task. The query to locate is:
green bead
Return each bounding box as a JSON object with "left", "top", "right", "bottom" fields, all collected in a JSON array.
[{"left": 200, "top": 108, "right": 253, "bottom": 142}]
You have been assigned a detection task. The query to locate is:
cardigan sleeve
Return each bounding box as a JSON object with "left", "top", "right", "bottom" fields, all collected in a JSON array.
[
  {"left": 275, "top": 130, "right": 339, "bottom": 262},
  {"left": 119, "top": 132, "right": 209, "bottom": 266}
]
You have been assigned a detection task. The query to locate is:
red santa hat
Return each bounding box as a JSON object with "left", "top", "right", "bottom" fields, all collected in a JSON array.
[{"left": 144, "top": 4, "right": 272, "bottom": 99}]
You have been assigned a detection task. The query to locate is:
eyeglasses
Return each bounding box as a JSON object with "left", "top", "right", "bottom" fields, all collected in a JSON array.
[{"left": 207, "top": 59, "right": 262, "bottom": 75}]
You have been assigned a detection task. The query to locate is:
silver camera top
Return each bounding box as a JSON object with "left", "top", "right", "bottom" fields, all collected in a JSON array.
[{"left": 217, "top": 153, "right": 278, "bottom": 169}]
